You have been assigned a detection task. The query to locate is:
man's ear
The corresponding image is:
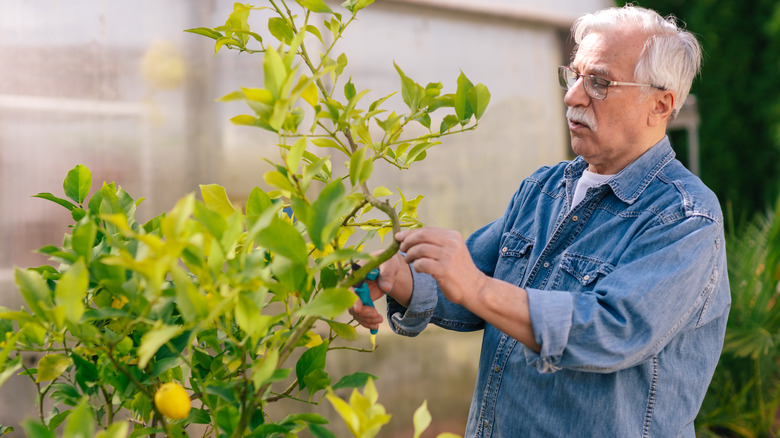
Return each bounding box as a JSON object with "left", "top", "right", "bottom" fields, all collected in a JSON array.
[{"left": 648, "top": 90, "right": 676, "bottom": 127}]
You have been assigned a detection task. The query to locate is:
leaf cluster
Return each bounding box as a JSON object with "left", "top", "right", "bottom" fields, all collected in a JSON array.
[{"left": 0, "top": 1, "right": 489, "bottom": 437}]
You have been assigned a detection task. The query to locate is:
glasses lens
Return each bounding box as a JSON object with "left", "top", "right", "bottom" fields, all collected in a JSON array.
[
  {"left": 558, "top": 66, "right": 574, "bottom": 90},
  {"left": 586, "top": 77, "right": 607, "bottom": 99}
]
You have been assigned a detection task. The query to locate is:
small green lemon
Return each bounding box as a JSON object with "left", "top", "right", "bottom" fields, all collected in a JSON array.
[{"left": 154, "top": 382, "right": 191, "bottom": 420}]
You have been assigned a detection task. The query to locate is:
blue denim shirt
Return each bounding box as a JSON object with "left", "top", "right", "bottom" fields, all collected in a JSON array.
[{"left": 387, "top": 138, "right": 730, "bottom": 437}]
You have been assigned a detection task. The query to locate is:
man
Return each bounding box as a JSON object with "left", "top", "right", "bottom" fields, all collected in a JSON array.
[{"left": 351, "top": 5, "right": 730, "bottom": 437}]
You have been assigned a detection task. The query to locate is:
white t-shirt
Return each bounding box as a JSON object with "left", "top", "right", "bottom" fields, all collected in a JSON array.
[{"left": 571, "top": 169, "right": 613, "bottom": 210}]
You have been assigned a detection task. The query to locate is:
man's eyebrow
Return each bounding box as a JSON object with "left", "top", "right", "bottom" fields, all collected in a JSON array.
[{"left": 570, "top": 64, "right": 613, "bottom": 79}]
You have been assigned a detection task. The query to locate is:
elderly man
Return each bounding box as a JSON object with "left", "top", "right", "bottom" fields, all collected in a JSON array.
[{"left": 351, "top": 5, "right": 730, "bottom": 437}]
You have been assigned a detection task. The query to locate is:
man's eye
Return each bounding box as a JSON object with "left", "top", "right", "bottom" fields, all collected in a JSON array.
[{"left": 592, "top": 77, "right": 610, "bottom": 88}]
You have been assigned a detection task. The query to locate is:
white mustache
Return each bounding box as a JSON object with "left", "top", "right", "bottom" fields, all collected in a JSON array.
[{"left": 566, "top": 106, "right": 597, "bottom": 132}]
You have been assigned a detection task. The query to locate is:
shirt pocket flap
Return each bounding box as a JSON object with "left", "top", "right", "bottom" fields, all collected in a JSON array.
[
  {"left": 560, "top": 254, "right": 614, "bottom": 287},
  {"left": 500, "top": 233, "right": 533, "bottom": 258}
]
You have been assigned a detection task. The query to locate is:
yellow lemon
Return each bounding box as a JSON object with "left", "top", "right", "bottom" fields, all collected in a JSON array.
[{"left": 154, "top": 382, "right": 191, "bottom": 420}]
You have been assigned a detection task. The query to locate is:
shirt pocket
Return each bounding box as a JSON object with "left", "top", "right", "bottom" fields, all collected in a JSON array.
[
  {"left": 555, "top": 253, "right": 614, "bottom": 292},
  {"left": 494, "top": 232, "right": 534, "bottom": 286}
]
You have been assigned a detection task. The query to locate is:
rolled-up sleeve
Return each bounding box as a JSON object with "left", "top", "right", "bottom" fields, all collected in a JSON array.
[{"left": 387, "top": 266, "right": 438, "bottom": 337}]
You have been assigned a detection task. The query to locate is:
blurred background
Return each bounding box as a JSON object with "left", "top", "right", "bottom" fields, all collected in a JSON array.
[{"left": 1, "top": 0, "right": 778, "bottom": 436}]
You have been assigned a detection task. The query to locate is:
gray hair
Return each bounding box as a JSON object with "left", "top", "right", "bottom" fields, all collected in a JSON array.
[{"left": 571, "top": 5, "right": 702, "bottom": 119}]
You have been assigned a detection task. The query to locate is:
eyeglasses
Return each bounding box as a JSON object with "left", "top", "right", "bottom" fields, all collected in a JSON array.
[{"left": 558, "top": 66, "right": 665, "bottom": 100}]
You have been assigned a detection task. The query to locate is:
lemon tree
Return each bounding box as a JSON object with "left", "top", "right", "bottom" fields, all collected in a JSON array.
[{"left": 0, "top": 1, "right": 489, "bottom": 436}]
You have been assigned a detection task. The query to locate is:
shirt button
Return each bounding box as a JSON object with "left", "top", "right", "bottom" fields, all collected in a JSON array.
[
  {"left": 543, "top": 262, "right": 550, "bottom": 268},
  {"left": 572, "top": 215, "right": 579, "bottom": 222},
  {"left": 483, "top": 420, "right": 489, "bottom": 428},
  {"left": 583, "top": 274, "right": 591, "bottom": 281},
  {"left": 501, "top": 246, "right": 508, "bottom": 253},
  {"left": 494, "top": 366, "right": 500, "bottom": 372}
]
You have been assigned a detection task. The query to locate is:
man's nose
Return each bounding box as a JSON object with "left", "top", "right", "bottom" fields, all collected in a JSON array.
[{"left": 564, "top": 77, "right": 590, "bottom": 108}]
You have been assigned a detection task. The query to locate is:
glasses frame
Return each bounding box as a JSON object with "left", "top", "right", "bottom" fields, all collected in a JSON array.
[{"left": 558, "top": 66, "right": 666, "bottom": 100}]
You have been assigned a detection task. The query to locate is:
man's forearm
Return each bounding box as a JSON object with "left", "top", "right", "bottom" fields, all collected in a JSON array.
[{"left": 461, "top": 278, "right": 540, "bottom": 352}]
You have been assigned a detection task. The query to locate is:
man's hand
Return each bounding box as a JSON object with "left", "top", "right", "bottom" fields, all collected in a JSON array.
[
  {"left": 348, "top": 252, "right": 411, "bottom": 331},
  {"left": 396, "top": 227, "right": 488, "bottom": 306}
]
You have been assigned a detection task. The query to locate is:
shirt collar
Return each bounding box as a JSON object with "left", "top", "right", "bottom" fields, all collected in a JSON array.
[{"left": 563, "top": 136, "right": 676, "bottom": 205}]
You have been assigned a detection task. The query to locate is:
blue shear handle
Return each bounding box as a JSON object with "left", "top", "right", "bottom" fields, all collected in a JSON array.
[{"left": 354, "top": 268, "right": 380, "bottom": 334}]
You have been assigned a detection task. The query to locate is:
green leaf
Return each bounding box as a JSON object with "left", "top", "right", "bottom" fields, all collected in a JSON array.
[
  {"left": 95, "top": 421, "right": 129, "bottom": 438},
  {"left": 296, "top": 287, "right": 357, "bottom": 319},
  {"left": 349, "top": 147, "right": 369, "bottom": 187},
  {"left": 394, "top": 62, "right": 424, "bottom": 112},
  {"left": 297, "top": 0, "right": 333, "bottom": 13},
  {"left": 440, "top": 114, "right": 460, "bottom": 134},
  {"left": 21, "top": 420, "right": 54, "bottom": 438},
  {"left": 342, "top": 0, "right": 374, "bottom": 13},
  {"left": 454, "top": 71, "right": 474, "bottom": 123},
  {"left": 309, "top": 423, "right": 337, "bottom": 438},
  {"left": 71, "top": 221, "right": 97, "bottom": 260},
  {"left": 200, "top": 184, "right": 238, "bottom": 218},
  {"left": 54, "top": 260, "right": 88, "bottom": 324},
  {"left": 63, "top": 164, "right": 92, "bottom": 205},
  {"left": 304, "top": 368, "right": 331, "bottom": 396},
  {"left": 32, "top": 192, "right": 76, "bottom": 211},
  {"left": 36, "top": 354, "right": 73, "bottom": 383},
  {"left": 138, "top": 324, "right": 181, "bottom": 369},
  {"left": 268, "top": 16, "right": 294, "bottom": 43},
  {"left": 63, "top": 398, "right": 95, "bottom": 438},
  {"left": 467, "top": 83, "right": 491, "bottom": 120},
  {"left": 256, "top": 216, "right": 308, "bottom": 265},
  {"left": 332, "top": 372, "right": 378, "bottom": 390},
  {"left": 325, "top": 319, "right": 358, "bottom": 341},
  {"left": 287, "top": 137, "right": 307, "bottom": 174},
  {"left": 246, "top": 187, "right": 273, "bottom": 220},
  {"left": 251, "top": 349, "right": 279, "bottom": 389},
  {"left": 172, "top": 268, "right": 209, "bottom": 324},
  {"left": 307, "top": 180, "right": 350, "bottom": 250},
  {"left": 296, "top": 341, "right": 328, "bottom": 390},
  {"left": 14, "top": 268, "right": 52, "bottom": 319},
  {"left": 344, "top": 78, "right": 356, "bottom": 100},
  {"left": 264, "top": 45, "right": 288, "bottom": 99},
  {"left": 263, "top": 170, "right": 295, "bottom": 193},
  {"left": 184, "top": 27, "right": 224, "bottom": 41},
  {"left": 0, "top": 356, "right": 22, "bottom": 390},
  {"left": 311, "top": 138, "right": 348, "bottom": 155}
]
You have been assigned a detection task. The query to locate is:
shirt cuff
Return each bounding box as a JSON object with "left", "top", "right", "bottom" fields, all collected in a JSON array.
[
  {"left": 386, "top": 263, "right": 438, "bottom": 337},
  {"left": 523, "top": 287, "right": 574, "bottom": 373}
]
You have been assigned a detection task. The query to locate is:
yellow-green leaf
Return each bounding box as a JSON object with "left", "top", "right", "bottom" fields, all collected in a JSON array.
[
  {"left": 467, "top": 83, "right": 491, "bottom": 120},
  {"left": 263, "top": 170, "right": 295, "bottom": 193},
  {"left": 413, "top": 400, "right": 432, "bottom": 438},
  {"left": 251, "top": 349, "right": 279, "bottom": 389},
  {"left": 264, "top": 45, "right": 287, "bottom": 99},
  {"left": 138, "top": 324, "right": 181, "bottom": 369},
  {"left": 241, "top": 87, "right": 274, "bottom": 104},
  {"left": 301, "top": 81, "right": 318, "bottom": 107},
  {"left": 296, "top": 288, "right": 356, "bottom": 319},
  {"left": 162, "top": 193, "right": 195, "bottom": 238},
  {"left": 54, "top": 260, "right": 88, "bottom": 324},
  {"left": 287, "top": 137, "right": 307, "bottom": 174},
  {"left": 36, "top": 354, "right": 73, "bottom": 383},
  {"left": 200, "top": 184, "right": 238, "bottom": 218},
  {"left": 372, "top": 186, "right": 393, "bottom": 198},
  {"left": 326, "top": 391, "right": 360, "bottom": 436}
]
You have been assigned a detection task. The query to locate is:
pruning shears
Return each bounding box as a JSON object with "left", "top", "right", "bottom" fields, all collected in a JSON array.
[{"left": 351, "top": 262, "right": 380, "bottom": 335}]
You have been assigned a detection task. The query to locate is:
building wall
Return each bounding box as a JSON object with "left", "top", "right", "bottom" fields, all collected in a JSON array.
[{"left": 0, "top": 0, "right": 610, "bottom": 434}]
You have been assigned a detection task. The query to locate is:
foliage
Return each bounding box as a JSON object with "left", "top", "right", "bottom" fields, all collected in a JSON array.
[
  {"left": 695, "top": 194, "right": 780, "bottom": 437},
  {"left": 629, "top": 0, "right": 780, "bottom": 226},
  {"left": 0, "top": 1, "right": 489, "bottom": 437}
]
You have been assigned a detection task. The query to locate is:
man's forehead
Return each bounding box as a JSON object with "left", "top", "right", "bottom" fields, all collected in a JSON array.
[{"left": 572, "top": 31, "right": 642, "bottom": 78}]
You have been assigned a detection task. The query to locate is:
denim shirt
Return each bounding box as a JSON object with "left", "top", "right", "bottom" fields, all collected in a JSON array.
[{"left": 387, "top": 138, "right": 730, "bottom": 437}]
